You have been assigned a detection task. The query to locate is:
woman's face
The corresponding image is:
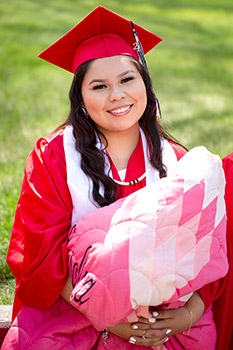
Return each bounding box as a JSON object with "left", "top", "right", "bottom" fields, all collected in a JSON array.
[{"left": 81, "top": 55, "right": 147, "bottom": 138}]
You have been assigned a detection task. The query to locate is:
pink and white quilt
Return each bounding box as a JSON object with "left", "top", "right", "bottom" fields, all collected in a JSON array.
[{"left": 68, "top": 146, "right": 228, "bottom": 331}]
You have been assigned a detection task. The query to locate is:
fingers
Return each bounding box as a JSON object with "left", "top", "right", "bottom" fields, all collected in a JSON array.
[
  {"left": 129, "top": 333, "right": 169, "bottom": 347},
  {"left": 137, "top": 316, "right": 158, "bottom": 324},
  {"left": 128, "top": 315, "right": 172, "bottom": 347},
  {"left": 131, "top": 316, "right": 158, "bottom": 330},
  {"left": 149, "top": 319, "right": 172, "bottom": 330},
  {"left": 132, "top": 318, "right": 172, "bottom": 331},
  {"left": 131, "top": 323, "right": 151, "bottom": 331},
  {"left": 146, "top": 328, "right": 172, "bottom": 338},
  {"left": 137, "top": 309, "right": 173, "bottom": 323},
  {"left": 153, "top": 309, "right": 174, "bottom": 319},
  {"left": 129, "top": 327, "right": 172, "bottom": 347}
]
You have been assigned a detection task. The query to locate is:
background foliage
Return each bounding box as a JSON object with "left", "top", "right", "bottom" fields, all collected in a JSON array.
[{"left": 0, "top": 0, "right": 233, "bottom": 304}]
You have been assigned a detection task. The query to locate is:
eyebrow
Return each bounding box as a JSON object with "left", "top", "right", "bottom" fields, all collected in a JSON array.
[{"left": 88, "top": 69, "right": 136, "bottom": 85}]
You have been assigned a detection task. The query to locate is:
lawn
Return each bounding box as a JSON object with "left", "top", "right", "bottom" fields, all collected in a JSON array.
[{"left": 0, "top": 0, "right": 233, "bottom": 304}]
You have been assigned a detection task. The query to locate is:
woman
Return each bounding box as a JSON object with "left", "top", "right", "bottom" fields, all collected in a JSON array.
[{"left": 3, "top": 6, "right": 227, "bottom": 349}]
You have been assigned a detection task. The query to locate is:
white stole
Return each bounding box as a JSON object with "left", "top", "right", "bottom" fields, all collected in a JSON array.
[{"left": 63, "top": 125, "right": 178, "bottom": 226}]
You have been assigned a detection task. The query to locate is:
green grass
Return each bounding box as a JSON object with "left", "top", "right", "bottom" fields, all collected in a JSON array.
[{"left": 0, "top": 0, "right": 233, "bottom": 304}]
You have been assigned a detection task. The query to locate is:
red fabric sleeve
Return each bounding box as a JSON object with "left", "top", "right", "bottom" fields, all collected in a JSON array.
[
  {"left": 197, "top": 279, "right": 224, "bottom": 310},
  {"left": 7, "top": 130, "right": 73, "bottom": 320},
  {"left": 213, "top": 153, "right": 233, "bottom": 350},
  {"left": 198, "top": 155, "right": 233, "bottom": 313}
]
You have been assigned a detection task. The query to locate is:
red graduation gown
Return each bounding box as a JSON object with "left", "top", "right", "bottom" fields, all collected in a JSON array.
[
  {"left": 7, "top": 129, "right": 222, "bottom": 329},
  {"left": 7, "top": 130, "right": 72, "bottom": 320},
  {"left": 213, "top": 153, "right": 233, "bottom": 350}
]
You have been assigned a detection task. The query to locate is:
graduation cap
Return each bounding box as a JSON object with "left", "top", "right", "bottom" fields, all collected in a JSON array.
[{"left": 38, "top": 6, "right": 162, "bottom": 74}]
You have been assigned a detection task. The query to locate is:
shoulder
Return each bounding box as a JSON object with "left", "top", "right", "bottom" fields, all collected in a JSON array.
[
  {"left": 34, "top": 128, "right": 65, "bottom": 155},
  {"left": 222, "top": 152, "right": 233, "bottom": 193},
  {"left": 222, "top": 152, "right": 233, "bottom": 172},
  {"left": 167, "top": 140, "right": 187, "bottom": 160},
  {"left": 28, "top": 128, "right": 66, "bottom": 166},
  {"left": 25, "top": 128, "right": 66, "bottom": 174}
]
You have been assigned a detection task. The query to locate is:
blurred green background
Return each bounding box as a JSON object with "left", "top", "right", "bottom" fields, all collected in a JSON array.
[{"left": 0, "top": 0, "right": 233, "bottom": 304}]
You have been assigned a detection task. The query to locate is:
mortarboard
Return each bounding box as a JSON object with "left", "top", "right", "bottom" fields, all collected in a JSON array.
[{"left": 38, "top": 6, "right": 162, "bottom": 74}]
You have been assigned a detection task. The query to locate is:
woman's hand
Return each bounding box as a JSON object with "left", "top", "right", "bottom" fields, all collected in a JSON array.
[
  {"left": 108, "top": 316, "right": 170, "bottom": 347},
  {"left": 62, "top": 277, "right": 205, "bottom": 347},
  {"left": 129, "top": 307, "right": 190, "bottom": 345},
  {"left": 108, "top": 292, "right": 205, "bottom": 346}
]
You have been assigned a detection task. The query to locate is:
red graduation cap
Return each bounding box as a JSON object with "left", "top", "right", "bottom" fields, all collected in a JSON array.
[{"left": 38, "top": 6, "right": 162, "bottom": 74}]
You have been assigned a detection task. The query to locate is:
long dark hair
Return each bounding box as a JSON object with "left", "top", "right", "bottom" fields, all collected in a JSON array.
[{"left": 59, "top": 56, "right": 184, "bottom": 207}]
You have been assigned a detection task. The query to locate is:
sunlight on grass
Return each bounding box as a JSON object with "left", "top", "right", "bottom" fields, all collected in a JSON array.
[
  {"left": 0, "top": 0, "right": 233, "bottom": 304},
  {"left": 0, "top": 278, "right": 15, "bottom": 305}
]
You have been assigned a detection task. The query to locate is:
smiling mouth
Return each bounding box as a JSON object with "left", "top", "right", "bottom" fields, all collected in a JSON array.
[{"left": 108, "top": 105, "right": 132, "bottom": 116}]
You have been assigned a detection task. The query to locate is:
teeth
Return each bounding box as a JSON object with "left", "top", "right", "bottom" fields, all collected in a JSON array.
[{"left": 112, "top": 106, "right": 130, "bottom": 114}]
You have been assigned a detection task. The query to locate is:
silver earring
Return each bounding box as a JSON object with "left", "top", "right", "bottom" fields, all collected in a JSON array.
[{"left": 81, "top": 105, "right": 89, "bottom": 119}]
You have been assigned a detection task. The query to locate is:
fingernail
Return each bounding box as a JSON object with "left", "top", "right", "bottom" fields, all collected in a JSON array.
[
  {"left": 132, "top": 324, "right": 138, "bottom": 329},
  {"left": 129, "top": 337, "right": 136, "bottom": 344},
  {"left": 153, "top": 311, "right": 159, "bottom": 317},
  {"left": 166, "top": 329, "right": 171, "bottom": 334},
  {"left": 148, "top": 317, "right": 156, "bottom": 323},
  {"left": 164, "top": 337, "right": 169, "bottom": 342}
]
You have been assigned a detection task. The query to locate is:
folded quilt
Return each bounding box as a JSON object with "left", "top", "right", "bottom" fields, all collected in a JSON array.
[{"left": 68, "top": 146, "right": 228, "bottom": 330}]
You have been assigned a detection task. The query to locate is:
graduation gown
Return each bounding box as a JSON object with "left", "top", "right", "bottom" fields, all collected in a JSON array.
[
  {"left": 7, "top": 127, "right": 187, "bottom": 321},
  {"left": 213, "top": 152, "right": 233, "bottom": 350},
  {"left": 6, "top": 127, "right": 226, "bottom": 348}
]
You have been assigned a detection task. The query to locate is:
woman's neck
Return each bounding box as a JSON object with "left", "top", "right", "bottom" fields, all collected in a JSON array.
[{"left": 103, "top": 126, "right": 140, "bottom": 171}]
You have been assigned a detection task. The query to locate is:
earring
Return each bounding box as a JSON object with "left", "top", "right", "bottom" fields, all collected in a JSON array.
[{"left": 81, "top": 105, "right": 89, "bottom": 119}]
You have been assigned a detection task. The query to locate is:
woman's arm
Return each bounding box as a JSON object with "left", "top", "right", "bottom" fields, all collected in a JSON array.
[
  {"left": 7, "top": 131, "right": 72, "bottom": 319},
  {"left": 61, "top": 272, "right": 204, "bottom": 347},
  {"left": 60, "top": 276, "right": 74, "bottom": 306}
]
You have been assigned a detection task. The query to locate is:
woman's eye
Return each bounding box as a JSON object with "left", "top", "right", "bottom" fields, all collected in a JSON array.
[
  {"left": 121, "top": 76, "right": 134, "bottom": 84},
  {"left": 93, "top": 84, "right": 107, "bottom": 90}
]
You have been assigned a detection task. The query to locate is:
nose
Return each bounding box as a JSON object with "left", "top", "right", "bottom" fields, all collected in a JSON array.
[{"left": 109, "top": 85, "right": 126, "bottom": 102}]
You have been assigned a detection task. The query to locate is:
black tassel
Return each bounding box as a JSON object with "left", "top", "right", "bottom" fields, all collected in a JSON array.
[{"left": 130, "top": 21, "right": 160, "bottom": 117}]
